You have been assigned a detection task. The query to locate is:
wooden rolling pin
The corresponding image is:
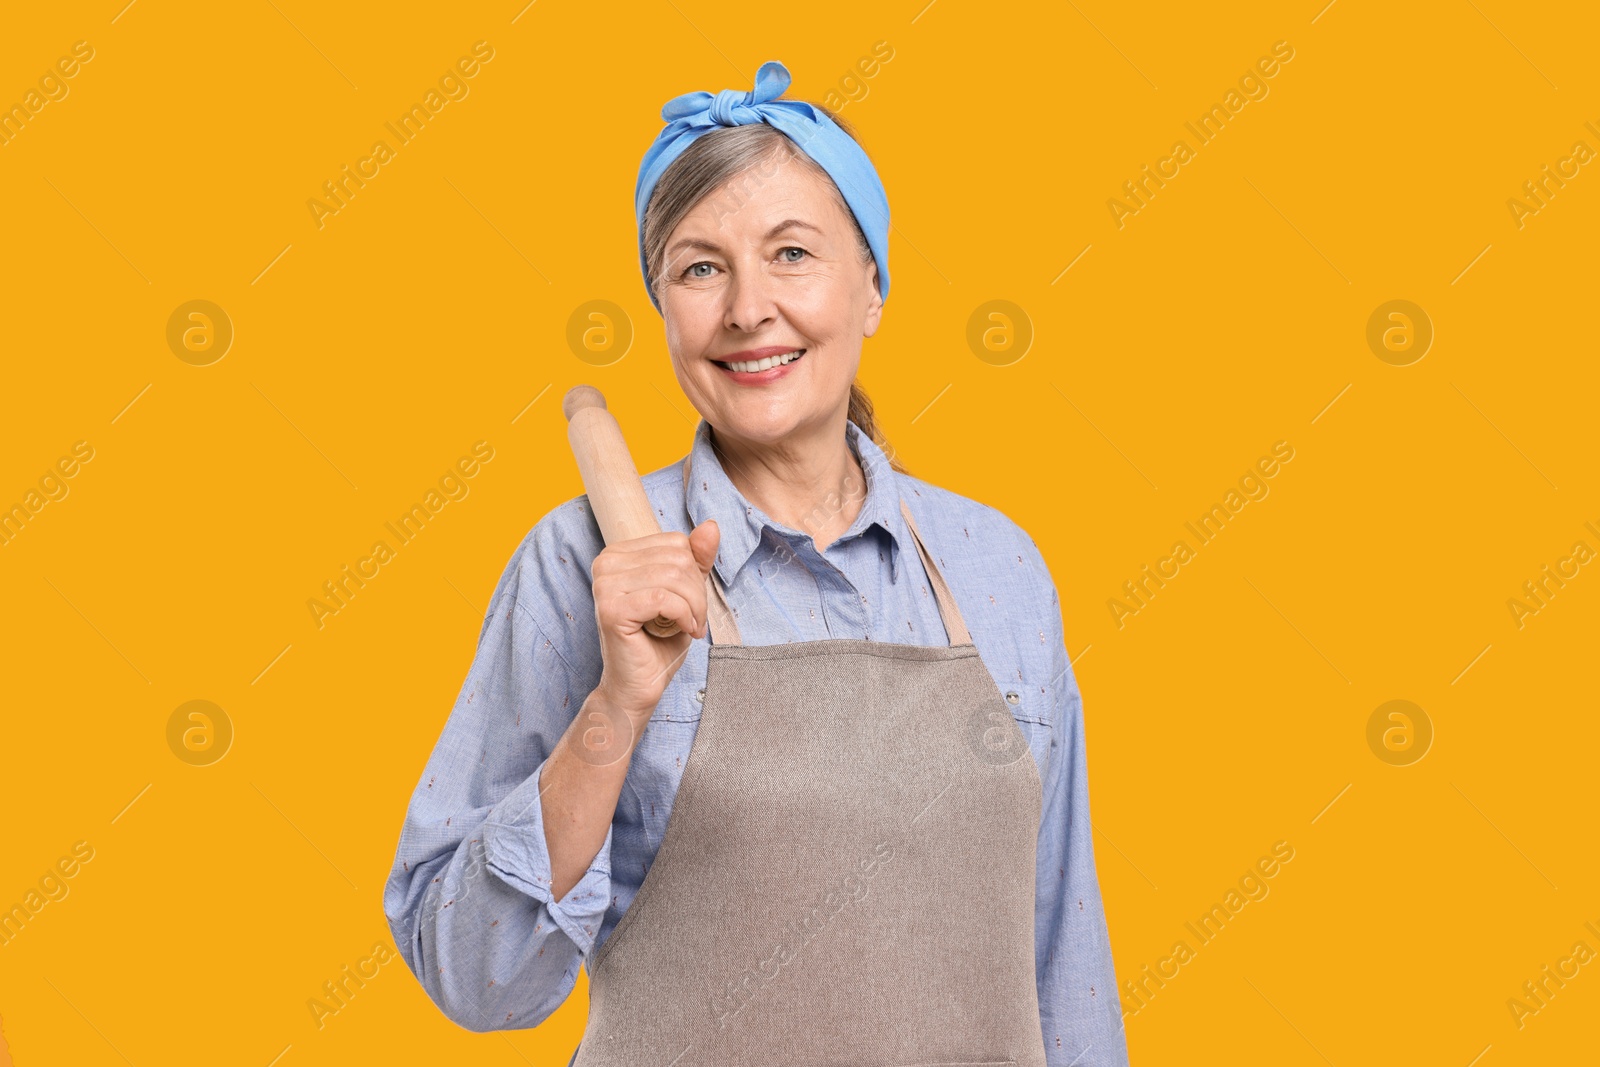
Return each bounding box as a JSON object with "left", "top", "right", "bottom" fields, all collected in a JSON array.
[{"left": 563, "top": 385, "right": 680, "bottom": 639}]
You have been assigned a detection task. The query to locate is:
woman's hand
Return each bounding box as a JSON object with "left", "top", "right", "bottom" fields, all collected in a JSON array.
[{"left": 590, "top": 520, "right": 720, "bottom": 724}]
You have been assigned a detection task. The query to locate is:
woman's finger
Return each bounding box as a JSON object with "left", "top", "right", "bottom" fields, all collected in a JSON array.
[{"left": 603, "top": 585, "right": 701, "bottom": 638}]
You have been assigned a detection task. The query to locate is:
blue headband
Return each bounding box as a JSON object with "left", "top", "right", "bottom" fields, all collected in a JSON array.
[{"left": 634, "top": 60, "right": 890, "bottom": 313}]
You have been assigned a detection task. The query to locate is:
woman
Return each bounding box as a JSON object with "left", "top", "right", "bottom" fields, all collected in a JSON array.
[{"left": 384, "top": 61, "right": 1129, "bottom": 1066}]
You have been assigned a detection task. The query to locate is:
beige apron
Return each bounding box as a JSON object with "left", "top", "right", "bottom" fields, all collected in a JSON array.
[{"left": 571, "top": 453, "right": 1046, "bottom": 1066}]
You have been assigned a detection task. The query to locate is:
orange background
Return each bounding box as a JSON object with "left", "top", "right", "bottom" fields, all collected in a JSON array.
[{"left": 1, "top": 1, "right": 1597, "bottom": 1064}]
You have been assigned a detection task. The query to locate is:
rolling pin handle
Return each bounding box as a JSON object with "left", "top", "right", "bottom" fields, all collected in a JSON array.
[
  {"left": 563, "top": 384, "right": 606, "bottom": 421},
  {"left": 562, "top": 384, "right": 682, "bottom": 640}
]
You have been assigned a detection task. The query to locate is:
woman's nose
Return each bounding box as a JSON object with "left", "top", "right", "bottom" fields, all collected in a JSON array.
[{"left": 723, "top": 266, "right": 777, "bottom": 332}]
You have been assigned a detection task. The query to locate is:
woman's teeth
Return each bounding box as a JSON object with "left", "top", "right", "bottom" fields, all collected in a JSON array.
[{"left": 720, "top": 350, "right": 803, "bottom": 373}]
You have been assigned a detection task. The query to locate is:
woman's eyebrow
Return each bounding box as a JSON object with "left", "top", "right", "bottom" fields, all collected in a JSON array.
[{"left": 666, "top": 219, "right": 825, "bottom": 258}]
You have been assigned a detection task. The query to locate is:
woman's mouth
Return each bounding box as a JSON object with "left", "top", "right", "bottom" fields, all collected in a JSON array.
[{"left": 712, "top": 349, "right": 806, "bottom": 382}]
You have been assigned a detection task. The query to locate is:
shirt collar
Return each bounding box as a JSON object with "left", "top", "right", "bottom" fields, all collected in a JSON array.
[{"left": 683, "top": 416, "right": 912, "bottom": 590}]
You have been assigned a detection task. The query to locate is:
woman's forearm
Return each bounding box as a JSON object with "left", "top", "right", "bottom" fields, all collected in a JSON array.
[{"left": 541, "top": 687, "right": 640, "bottom": 901}]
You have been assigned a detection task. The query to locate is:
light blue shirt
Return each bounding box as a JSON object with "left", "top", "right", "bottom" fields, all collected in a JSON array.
[{"left": 383, "top": 417, "right": 1129, "bottom": 1065}]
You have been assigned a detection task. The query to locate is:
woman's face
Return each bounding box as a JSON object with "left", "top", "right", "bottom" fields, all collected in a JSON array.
[{"left": 657, "top": 146, "right": 883, "bottom": 451}]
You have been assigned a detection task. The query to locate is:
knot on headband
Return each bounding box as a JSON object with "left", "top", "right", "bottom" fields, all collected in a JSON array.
[
  {"left": 635, "top": 60, "right": 891, "bottom": 313},
  {"left": 664, "top": 61, "right": 792, "bottom": 126}
]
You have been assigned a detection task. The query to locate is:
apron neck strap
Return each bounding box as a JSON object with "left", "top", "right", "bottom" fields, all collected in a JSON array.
[
  {"left": 681, "top": 445, "right": 973, "bottom": 648},
  {"left": 897, "top": 498, "right": 972, "bottom": 645}
]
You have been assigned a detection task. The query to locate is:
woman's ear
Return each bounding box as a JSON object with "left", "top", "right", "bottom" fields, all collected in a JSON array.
[{"left": 862, "top": 259, "right": 884, "bottom": 338}]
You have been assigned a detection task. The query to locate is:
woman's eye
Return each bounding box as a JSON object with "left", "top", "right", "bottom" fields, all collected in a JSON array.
[{"left": 681, "top": 251, "right": 804, "bottom": 278}]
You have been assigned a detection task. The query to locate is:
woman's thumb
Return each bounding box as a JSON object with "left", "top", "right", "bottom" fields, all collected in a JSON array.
[{"left": 689, "top": 519, "right": 720, "bottom": 574}]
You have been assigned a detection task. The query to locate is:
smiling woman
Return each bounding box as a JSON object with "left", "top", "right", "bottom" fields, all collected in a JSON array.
[{"left": 385, "top": 59, "right": 1129, "bottom": 1067}]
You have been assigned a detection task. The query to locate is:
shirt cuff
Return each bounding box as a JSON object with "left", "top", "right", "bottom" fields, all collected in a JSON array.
[{"left": 482, "top": 756, "right": 614, "bottom": 956}]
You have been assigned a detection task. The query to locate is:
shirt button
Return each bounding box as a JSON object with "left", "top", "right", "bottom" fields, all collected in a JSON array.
[
  {"left": 695, "top": 688, "right": 706, "bottom": 703},
  {"left": 1005, "top": 691, "right": 1020, "bottom": 705}
]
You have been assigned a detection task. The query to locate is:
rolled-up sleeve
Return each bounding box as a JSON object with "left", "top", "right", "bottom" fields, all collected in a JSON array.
[
  {"left": 383, "top": 543, "right": 611, "bottom": 1034},
  {"left": 482, "top": 753, "right": 614, "bottom": 953},
  {"left": 1035, "top": 583, "right": 1130, "bottom": 1065}
]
